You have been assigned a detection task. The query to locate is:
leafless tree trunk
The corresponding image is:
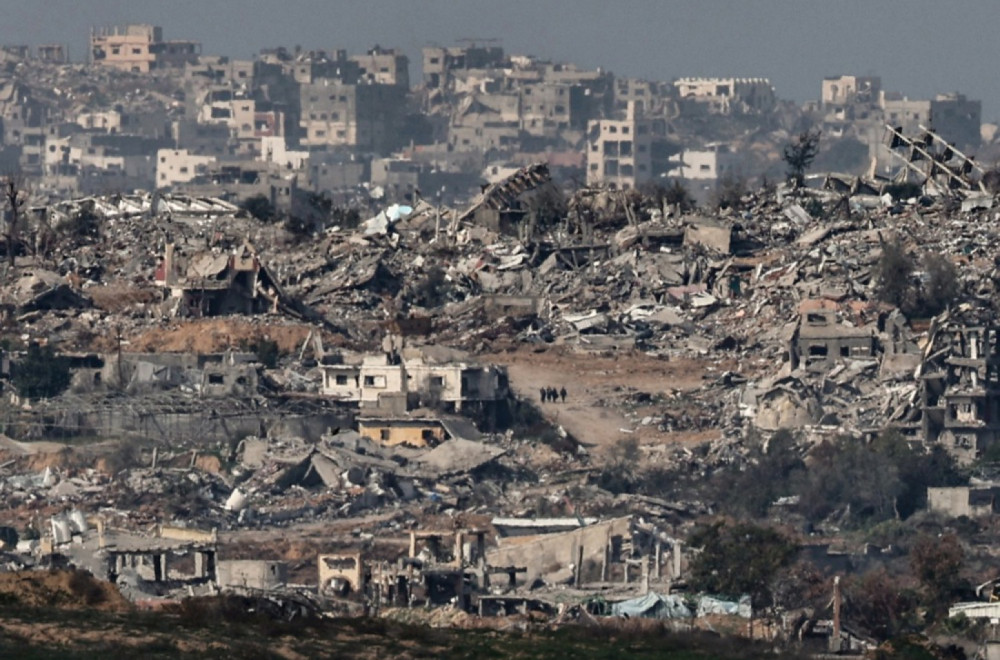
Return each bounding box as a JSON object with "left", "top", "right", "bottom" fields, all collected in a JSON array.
[{"left": 2, "top": 173, "right": 26, "bottom": 274}]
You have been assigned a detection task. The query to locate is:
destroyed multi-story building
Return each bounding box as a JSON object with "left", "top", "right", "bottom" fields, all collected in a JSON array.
[
  {"left": 880, "top": 91, "right": 981, "bottom": 150},
  {"left": 915, "top": 320, "right": 1000, "bottom": 464},
  {"left": 673, "top": 77, "right": 776, "bottom": 115},
  {"left": 586, "top": 102, "right": 673, "bottom": 189},
  {"left": 422, "top": 42, "right": 507, "bottom": 90},
  {"left": 90, "top": 24, "right": 200, "bottom": 73},
  {"left": 790, "top": 309, "right": 876, "bottom": 372},
  {"left": 667, "top": 145, "right": 739, "bottom": 183},
  {"left": 320, "top": 349, "right": 509, "bottom": 415},
  {"left": 156, "top": 242, "right": 286, "bottom": 317},
  {"left": 349, "top": 46, "right": 409, "bottom": 88}
]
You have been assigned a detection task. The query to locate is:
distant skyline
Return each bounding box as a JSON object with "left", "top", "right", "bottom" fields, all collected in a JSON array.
[{"left": 5, "top": 0, "right": 1000, "bottom": 121}]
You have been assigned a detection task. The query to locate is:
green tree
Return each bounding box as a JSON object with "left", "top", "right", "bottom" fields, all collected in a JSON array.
[
  {"left": 596, "top": 436, "right": 641, "bottom": 494},
  {"left": 714, "top": 429, "right": 805, "bottom": 518},
  {"left": 910, "top": 533, "right": 964, "bottom": 616},
  {"left": 844, "top": 569, "right": 917, "bottom": 641},
  {"left": 687, "top": 520, "right": 798, "bottom": 613},
  {"left": 412, "top": 266, "right": 450, "bottom": 308},
  {"left": 523, "top": 184, "right": 567, "bottom": 234},
  {"left": 250, "top": 338, "right": 280, "bottom": 369},
  {"left": 13, "top": 343, "right": 71, "bottom": 399},
  {"left": 640, "top": 180, "right": 695, "bottom": 213},
  {"left": 2, "top": 173, "right": 27, "bottom": 271},
  {"left": 712, "top": 173, "right": 748, "bottom": 211},
  {"left": 872, "top": 430, "right": 963, "bottom": 519},
  {"left": 794, "top": 436, "right": 902, "bottom": 527},
  {"left": 331, "top": 206, "right": 361, "bottom": 229},
  {"left": 921, "top": 253, "right": 959, "bottom": 317},
  {"left": 663, "top": 179, "right": 695, "bottom": 211},
  {"left": 241, "top": 194, "right": 277, "bottom": 223},
  {"left": 782, "top": 129, "right": 821, "bottom": 187},
  {"left": 875, "top": 240, "right": 915, "bottom": 309}
]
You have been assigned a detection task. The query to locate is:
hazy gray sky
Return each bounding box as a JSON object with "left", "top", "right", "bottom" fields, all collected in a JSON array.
[{"left": 5, "top": 0, "right": 1000, "bottom": 120}]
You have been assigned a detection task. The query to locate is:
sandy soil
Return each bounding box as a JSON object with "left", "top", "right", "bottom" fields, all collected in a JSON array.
[
  {"left": 117, "top": 317, "right": 339, "bottom": 354},
  {"left": 487, "top": 346, "right": 738, "bottom": 454}
]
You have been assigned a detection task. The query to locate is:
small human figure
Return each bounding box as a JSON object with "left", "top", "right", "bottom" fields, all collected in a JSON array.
[
  {"left": 539, "top": 387, "right": 546, "bottom": 403},
  {"left": 548, "top": 386, "right": 558, "bottom": 402},
  {"left": 560, "top": 386, "right": 567, "bottom": 403}
]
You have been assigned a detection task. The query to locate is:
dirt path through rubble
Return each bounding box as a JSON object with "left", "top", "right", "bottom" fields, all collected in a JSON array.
[{"left": 488, "top": 347, "right": 719, "bottom": 453}]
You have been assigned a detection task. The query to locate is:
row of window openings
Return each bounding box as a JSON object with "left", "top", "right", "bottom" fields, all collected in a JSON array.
[
  {"left": 523, "top": 105, "right": 566, "bottom": 114},
  {"left": 596, "top": 162, "right": 642, "bottom": 176},
  {"left": 594, "top": 141, "right": 635, "bottom": 156},
  {"left": 333, "top": 374, "right": 446, "bottom": 388}
]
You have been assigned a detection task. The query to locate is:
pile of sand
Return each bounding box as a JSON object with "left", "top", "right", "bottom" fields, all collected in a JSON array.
[
  {"left": 125, "top": 318, "right": 327, "bottom": 354},
  {"left": 0, "top": 570, "right": 130, "bottom": 612}
]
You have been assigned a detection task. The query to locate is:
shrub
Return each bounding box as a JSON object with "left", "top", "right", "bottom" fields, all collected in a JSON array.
[
  {"left": 67, "top": 569, "right": 107, "bottom": 606},
  {"left": 921, "top": 253, "right": 959, "bottom": 316},
  {"left": 712, "top": 173, "right": 748, "bottom": 211},
  {"left": 241, "top": 194, "right": 277, "bottom": 223},
  {"left": 250, "top": 338, "right": 280, "bottom": 369}
]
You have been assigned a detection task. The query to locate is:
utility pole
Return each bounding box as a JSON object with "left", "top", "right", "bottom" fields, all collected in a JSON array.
[{"left": 115, "top": 324, "right": 124, "bottom": 389}]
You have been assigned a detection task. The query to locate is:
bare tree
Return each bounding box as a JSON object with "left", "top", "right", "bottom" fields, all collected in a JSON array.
[
  {"left": 1, "top": 173, "right": 27, "bottom": 272},
  {"left": 782, "top": 129, "right": 821, "bottom": 188}
]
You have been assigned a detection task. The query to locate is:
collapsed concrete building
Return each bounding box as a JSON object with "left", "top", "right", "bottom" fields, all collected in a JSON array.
[
  {"left": 315, "top": 517, "right": 676, "bottom": 617},
  {"left": 914, "top": 319, "right": 1000, "bottom": 463},
  {"left": 156, "top": 241, "right": 285, "bottom": 317},
  {"left": 790, "top": 310, "right": 876, "bottom": 372},
  {"left": 486, "top": 515, "right": 679, "bottom": 589}
]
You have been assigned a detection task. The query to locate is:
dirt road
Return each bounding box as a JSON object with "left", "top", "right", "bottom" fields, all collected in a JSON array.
[{"left": 487, "top": 346, "right": 731, "bottom": 454}]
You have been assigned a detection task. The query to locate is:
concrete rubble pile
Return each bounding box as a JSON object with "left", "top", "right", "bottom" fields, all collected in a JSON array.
[
  {"left": 2, "top": 158, "right": 1000, "bottom": 631},
  {"left": 3, "top": 164, "right": 1000, "bottom": 460}
]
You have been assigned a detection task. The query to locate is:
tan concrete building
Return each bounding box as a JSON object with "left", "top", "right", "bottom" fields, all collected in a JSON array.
[
  {"left": 90, "top": 24, "right": 200, "bottom": 73},
  {"left": 318, "top": 552, "right": 365, "bottom": 595},
  {"left": 422, "top": 44, "right": 506, "bottom": 90},
  {"left": 350, "top": 46, "right": 409, "bottom": 88},
  {"left": 217, "top": 560, "right": 287, "bottom": 591},
  {"left": 674, "top": 77, "right": 775, "bottom": 114},
  {"left": 299, "top": 80, "right": 406, "bottom": 151},
  {"left": 77, "top": 110, "right": 123, "bottom": 133},
  {"left": 586, "top": 102, "right": 654, "bottom": 190},
  {"left": 357, "top": 417, "right": 447, "bottom": 448},
  {"left": 880, "top": 92, "right": 981, "bottom": 148},
  {"left": 821, "top": 75, "right": 881, "bottom": 108},
  {"left": 320, "top": 353, "right": 509, "bottom": 413},
  {"left": 668, "top": 145, "right": 738, "bottom": 181},
  {"left": 156, "top": 149, "right": 215, "bottom": 187},
  {"left": 36, "top": 44, "right": 68, "bottom": 64},
  {"left": 927, "top": 486, "right": 1000, "bottom": 518}
]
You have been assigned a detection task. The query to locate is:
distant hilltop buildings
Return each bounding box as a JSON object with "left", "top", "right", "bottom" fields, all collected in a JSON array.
[{"left": 0, "top": 23, "right": 987, "bottom": 206}]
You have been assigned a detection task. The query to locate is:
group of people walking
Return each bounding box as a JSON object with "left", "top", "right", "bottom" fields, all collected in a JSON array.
[{"left": 540, "top": 386, "right": 567, "bottom": 403}]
